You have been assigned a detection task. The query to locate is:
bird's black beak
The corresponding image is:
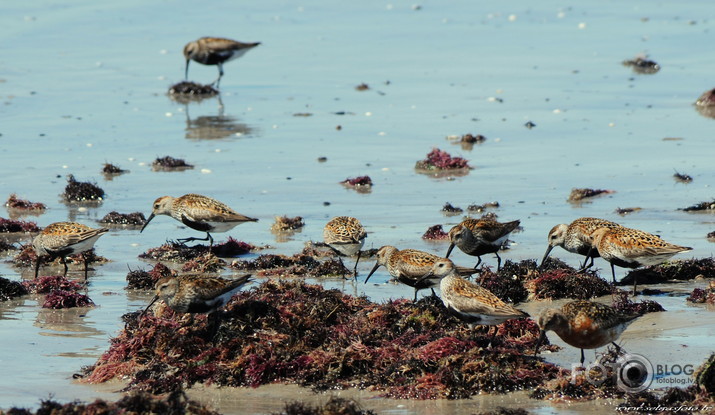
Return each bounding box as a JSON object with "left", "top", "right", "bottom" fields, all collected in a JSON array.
[
  {"left": 364, "top": 262, "right": 381, "bottom": 284},
  {"left": 140, "top": 213, "right": 155, "bottom": 233},
  {"left": 534, "top": 329, "right": 547, "bottom": 356},
  {"left": 140, "top": 295, "right": 159, "bottom": 317},
  {"left": 185, "top": 59, "right": 190, "bottom": 80},
  {"left": 540, "top": 246, "right": 554, "bottom": 269},
  {"left": 445, "top": 243, "right": 455, "bottom": 258}
]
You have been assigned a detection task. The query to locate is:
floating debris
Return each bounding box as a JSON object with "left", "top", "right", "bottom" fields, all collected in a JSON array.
[
  {"left": 292, "top": 112, "right": 313, "bottom": 117},
  {"left": 475, "top": 409, "right": 530, "bottom": 415},
  {"left": 447, "top": 133, "right": 486, "bottom": 150},
  {"left": 63, "top": 174, "right": 105, "bottom": 203},
  {"left": 99, "top": 211, "right": 146, "bottom": 226},
  {"left": 82, "top": 280, "right": 560, "bottom": 397},
  {"left": 415, "top": 148, "right": 471, "bottom": 172},
  {"left": 708, "top": 231, "right": 715, "bottom": 242},
  {"left": 467, "top": 201, "right": 499, "bottom": 213},
  {"left": 341, "top": 176, "right": 373, "bottom": 192},
  {"left": 524, "top": 121, "right": 536, "bottom": 129},
  {"left": 611, "top": 290, "right": 665, "bottom": 315},
  {"left": 567, "top": 188, "right": 614, "bottom": 202},
  {"left": 0, "top": 276, "right": 28, "bottom": 301},
  {"left": 168, "top": 81, "right": 219, "bottom": 97},
  {"left": 0, "top": 217, "right": 39, "bottom": 233},
  {"left": 441, "top": 202, "right": 463, "bottom": 216},
  {"left": 5, "top": 194, "right": 46, "bottom": 211},
  {"left": 355, "top": 83, "right": 370, "bottom": 91},
  {"left": 271, "top": 216, "right": 305, "bottom": 232},
  {"left": 614, "top": 207, "right": 641, "bottom": 216},
  {"left": 622, "top": 56, "right": 660, "bottom": 74},
  {"left": 152, "top": 156, "right": 194, "bottom": 171},
  {"left": 673, "top": 171, "right": 693, "bottom": 183},
  {"left": 680, "top": 200, "right": 715, "bottom": 212},
  {"left": 102, "top": 163, "right": 128, "bottom": 175},
  {"left": 422, "top": 224, "right": 449, "bottom": 240}
]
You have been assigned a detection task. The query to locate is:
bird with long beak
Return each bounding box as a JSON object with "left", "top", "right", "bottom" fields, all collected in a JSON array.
[
  {"left": 445, "top": 218, "right": 520, "bottom": 270},
  {"left": 364, "top": 245, "right": 476, "bottom": 301},
  {"left": 140, "top": 193, "right": 257, "bottom": 247},
  {"left": 541, "top": 217, "right": 621, "bottom": 269},
  {"left": 534, "top": 300, "right": 640, "bottom": 365},
  {"left": 183, "top": 37, "right": 260, "bottom": 88},
  {"left": 32, "top": 222, "right": 108, "bottom": 280},
  {"left": 142, "top": 274, "right": 251, "bottom": 316}
]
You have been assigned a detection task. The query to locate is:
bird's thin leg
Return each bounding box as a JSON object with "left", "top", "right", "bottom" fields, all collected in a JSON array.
[
  {"left": 473, "top": 256, "right": 482, "bottom": 269},
  {"left": 580, "top": 348, "right": 585, "bottom": 366},
  {"left": 62, "top": 257, "right": 69, "bottom": 277},
  {"left": 353, "top": 250, "right": 361, "bottom": 278},
  {"left": 34, "top": 257, "right": 42, "bottom": 279},
  {"left": 413, "top": 288, "right": 418, "bottom": 302},
  {"left": 83, "top": 255, "right": 89, "bottom": 281},
  {"left": 633, "top": 274, "right": 638, "bottom": 296},
  {"left": 611, "top": 263, "right": 617, "bottom": 284},
  {"left": 212, "top": 63, "right": 224, "bottom": 88},
  {"left": 495, "top": 253, "right": 502, "bottom": 271}
]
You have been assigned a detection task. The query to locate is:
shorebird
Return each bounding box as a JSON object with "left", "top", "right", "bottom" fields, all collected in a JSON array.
[
  {"left": 32, "top": 222, "right": 108, "bottom": 279},
  {"left": 140, "top": 193, "right": 257, "bottom": 247},
  {"left": 364, "top": 245, "right": 476, "bottom": 301},
  {"left": 541, "top": 217, "right": 621, "bottom": 269},
  {"left": 590, "top": 226, "right": 692, "bottom": 295},
  {"left": 535, "top": 300, "right": 640, "bottom": 365},
  {"left": 423, "top": 258, "right": 529, "bottom": 342},
  {"left": 143, "top": 274, "right": 251, "bottom": 315},
  {"left": 323, "top": 216, "right": 367, "bottom": 276},
  {"left": 184, "top": 37, "right": 260, "bottom": 88},
  {"left": 446, "top": 218, "right": 520, "bottom": 270}
]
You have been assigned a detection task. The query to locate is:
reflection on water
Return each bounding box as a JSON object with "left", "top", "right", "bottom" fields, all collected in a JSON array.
[
  {"left": 170, "top": 95, "right": 255, "bottom": 140},
  {"left": 34, "top": 305, "right": 103, "bottom": 338}
]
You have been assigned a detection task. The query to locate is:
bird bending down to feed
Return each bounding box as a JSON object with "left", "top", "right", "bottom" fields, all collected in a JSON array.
[
  {"left": 184, "top": 37, "right": 260, "bottom": 88},
  {"left": 323, "top": 216, "right": 367, "bottom": 277},
  {"left": 541, "top": 217, "right": 621, "bottom": 269},
  {"left": 446, "top": 218, "right": 521, "bottom": 270},
  {"left": 32, "top": 222, "right": 109, "bottom": 279}
]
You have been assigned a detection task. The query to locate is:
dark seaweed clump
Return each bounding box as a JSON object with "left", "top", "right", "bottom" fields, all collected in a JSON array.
[
  {"left": 477, "top": 260, "right": 533, "bottom": 304},
  {"left": 341, "top": 176, "right": 373, "bottom": 188},
  {"left": 152, "top": 156, "right": 194, "bottom": 170},
  {"left": 611, "top": 290, "right": 665, "bottom": 315},
  {"left": 181, "top": 252, "right": 225, "bottom": 273},
  {"left": 467, "top": 201, "right": 499, "bottom": 213},
  {"left": 63, "top": 174, "right": 105, "bottom": 203},
  {"left": 622, "top": 56, "right": 660, "bottom": 74},
  {"left": 99, "top": 211, "right": 146, "bottom": 226},
  {"left": 567, "top": 188, "right": 614, "bottom": 202},
  {"left": 441, "top": 203, "right": 463, "bottom": 215},
  {"left": 475, "top": 409, "right": 529, "bottom": 415},
  {"left": 139, "top": 240, "right": 253, "bottom": 263},
  {"left": 83, "top": 280, "right": 559, "bottom": 397},
  {"left": 680, "top": 200, "right": 715, "bottom": 212},
  {"left": 422, "top": 224, "right": 449, "bottom": 240},
  {"left": 460, "top": 133, "right": 486, "bottom": 144},
  {"left": 276, "top": 397, "right": 376, "bottom": 415},
  {"left": 102, "top": 162, "right": 128, "bottom": 175},
  {"left": 168, "top": 81, "right": 219, "bottom": 96},
  {"left": 619, "top": 385, "right": 714, "bottom": 413},
  {"left": 0, "top": 390, "right": 221, "bottom": 415},
  {"left": 686, "top": 286, "right": 715, "bottom": 305},
  {"left": 5, "top": 194, "right": 46, "bottom": 211},
  {"left": 0, "top": 217, "right": 39, "bottom": 233},
  {"left": 43, "top": 289, "right": 94, "bottom": 309},
  {"left": 126, "top": 263, "right": 176, "bottom": 290},
  {"left": 271, "top": 216, "right": 305, "bottom": 232},
  {"left": 231, "top": 251, "right": 351, "bottom": 278},
  {"left": 526, "top": 267, "right": 612, "bottom": 301},
  {"left": 22, "top": 275, "right": 93, "bottom": 309},
  {"left": 674, "top": 171, "right": 693, "bottom": 183},
  {"left": 0, "top": 277, "right": 29, "bottom": 301},
  {"left": 415, "top": 148, "right": 471, "bottom": 171},
  {"left": 625, "top": 258, "right": 715, "bottom": 283}
]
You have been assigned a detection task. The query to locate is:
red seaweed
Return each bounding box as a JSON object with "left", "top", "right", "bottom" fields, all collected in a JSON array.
[{"left": 415, "top": 148, "right": 471, "bottom": 171}]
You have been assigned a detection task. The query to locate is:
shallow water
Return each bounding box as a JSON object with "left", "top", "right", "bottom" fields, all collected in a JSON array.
[{"left": 1, "top": 0, "right": 714, "bottom": 412}]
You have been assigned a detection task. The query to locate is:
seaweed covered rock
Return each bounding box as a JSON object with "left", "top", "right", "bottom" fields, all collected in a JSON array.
[
  {"left": 271, "top": 216, "right": 305, "bottom": 232},
  {"left": 567, "top": 188, "right": 614, "bottom": 202},
  {"left": 152, "top": 156, "right": 194, "bottom": 171},
  {"left": 415, "top": 148, "right": 471, "bottom": 172},
  {"left": 169, "top": 81, "right": 219, "bottom": 97},
  {"left": 63, "top": 175, "right": 105, "bottom": 203},
  {"left": 83, "top": 280, "right": 559, "bottom": 398},
  {"left": 624, "top": 258, "right": 715, "bottom": 284},
  {"left": 687, "top": 286, "right": 715, "bottom": 305},
  {"left": 422, "top": 224, "right": 449, "bottom": 240},
  {"left": 43, "top": 290, "right": 94, "bottom": 309},
  {"left": 341, "top": 176, "right": 372, "bottom": 193},
  {"left": 0, "top": 217, "right": 39, "bottom": 233},
  {"left": 126, "top": 263, "right": 176, "bottom": 290},
  {"left": 0, "top": 276, "right": 28, "bottom": 301},
  {"left": 275, "top": 397, "right": 376, "bottom": 415},
  {"left": 231, "top": 253, "right": 351, "bottom": 278},
  {"left": 611, "top": 291, "right": 665, "bottom": 315},
  {"left": 0, "top": 390, "right": 221, "bottom": 415},
  {"left": 5, "top": 194, "right": 46, "bottom": 211},
  {"left": 526, "top": 268, "right": 612, "bottom": 301},
  {"left": 99, "top": 211, "right": 146, "bottom": 226},
  {"left": 477, "top": 260, "right": 533, "bottom": 304}
]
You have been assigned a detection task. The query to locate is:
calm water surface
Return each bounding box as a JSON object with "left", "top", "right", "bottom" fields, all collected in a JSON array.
[{"left": 1, "top": 0, "right": 714, "bottom": 412}]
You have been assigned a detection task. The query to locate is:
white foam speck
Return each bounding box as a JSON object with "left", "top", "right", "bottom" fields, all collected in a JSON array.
[
  {"left": 201, "top": 169, "right": 212, "bottom": 174},
  {"left": 165, "top": 112, "right": 173, "bottom": 117}
]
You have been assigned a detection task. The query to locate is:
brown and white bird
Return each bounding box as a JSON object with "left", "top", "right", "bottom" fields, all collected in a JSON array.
[
  {"left": 424, "top": 259, "right": 529, "bottom": 342},
  {"left": 32, "top": 222, "right": 109, "bottom": 279},
  {"left": 323, "top": 216, "right": 367, "bottom": 276},
  {"left": 535, "top": 300, "right": 640, "bottom": 365},
  {"left": 143, "top": 274, "right": 252, "bottom": 316},
  {"left": 364, "top": 245, "right": 476, "bottom": 301},
  {"left": 541, "top": 217, "right": 621, "bottom": 269},
  {"left": 590, "top": 226, "right": 692, "bottom": 295},
  {"left": 184, "top": 37, "right": 260, "bottom": 88},
  {"left": 140, "top": 193, "right": 257, "bottom": 247},
  {"left": 446, "top": 218, "right": 521, "bottom": 270}
]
